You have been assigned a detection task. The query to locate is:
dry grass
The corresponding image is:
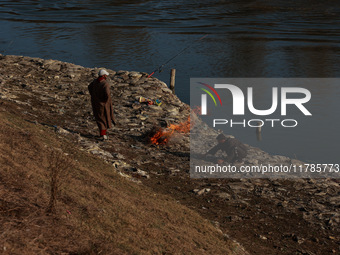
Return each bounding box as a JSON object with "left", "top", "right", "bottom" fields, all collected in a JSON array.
[
  {"left": 46, "top": 149, "right": 74, "bottom": 214},
  {"left": 0, "top": 104, "right": 236, "bottom": 254}
]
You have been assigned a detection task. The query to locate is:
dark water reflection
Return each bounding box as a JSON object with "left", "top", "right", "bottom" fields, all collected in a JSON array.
[{"left": 0, "top": 0, "right": 339, "bottom": 163}]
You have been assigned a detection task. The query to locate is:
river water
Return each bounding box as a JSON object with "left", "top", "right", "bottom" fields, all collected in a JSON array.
[{"left": 0, "top": 0, "right": 339, "bottom": 164}]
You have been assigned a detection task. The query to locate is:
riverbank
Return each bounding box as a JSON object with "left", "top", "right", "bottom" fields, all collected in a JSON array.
[{"left": 0, "top": 54, "right": 339, "bottom": 254}]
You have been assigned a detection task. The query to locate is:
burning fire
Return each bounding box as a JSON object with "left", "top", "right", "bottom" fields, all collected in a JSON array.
[{"left": 150, "top": 117, "right": 191, "bottom": 145}]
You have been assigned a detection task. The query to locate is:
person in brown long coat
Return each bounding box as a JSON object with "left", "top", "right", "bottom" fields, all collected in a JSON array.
[{"left": 88, "top": 69, "right": 116, "bottom": 140}]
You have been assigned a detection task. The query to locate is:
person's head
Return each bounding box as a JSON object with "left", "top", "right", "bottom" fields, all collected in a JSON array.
[
  {"left": 98, "top": 69, "right": 109, "bottom": 78},
  {"left": 216, "top": 133, "right": 226, "bottom": 144}
]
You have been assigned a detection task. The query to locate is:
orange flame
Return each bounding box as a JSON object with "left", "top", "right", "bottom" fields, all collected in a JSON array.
[{"left": 150, "top": 117, "right": 191, "bottom": 145}]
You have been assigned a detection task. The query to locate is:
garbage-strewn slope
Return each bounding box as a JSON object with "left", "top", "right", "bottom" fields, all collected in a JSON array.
[{"left": 0, "top": 54, "right": 339, "bottom": 255}]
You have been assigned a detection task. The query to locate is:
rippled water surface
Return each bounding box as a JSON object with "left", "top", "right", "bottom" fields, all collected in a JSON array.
[{"left": 1, "top": 0, "right": 339, "bottom": 163}]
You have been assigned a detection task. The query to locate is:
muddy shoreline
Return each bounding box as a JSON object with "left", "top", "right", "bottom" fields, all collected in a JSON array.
[{"left": 1, "top": 54, "right": 339, "bottom": 254}]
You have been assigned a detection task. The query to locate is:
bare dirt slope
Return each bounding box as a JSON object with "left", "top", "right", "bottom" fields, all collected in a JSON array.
[{"left": 0, "top": 103, "right": 245, "bottom": 255}]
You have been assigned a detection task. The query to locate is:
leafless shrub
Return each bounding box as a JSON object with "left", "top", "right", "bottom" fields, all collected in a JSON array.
[{"left": 46, "top": 149, "right": 74, "bottom": 214}]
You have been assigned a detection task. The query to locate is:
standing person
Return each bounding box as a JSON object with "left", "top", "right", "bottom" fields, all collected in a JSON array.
[
  {"left": 88, "top": 69, "right": 116, "bottom": 140},
  {"left": 205, "top": 134, "right": 247, "bottom": 164}
]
